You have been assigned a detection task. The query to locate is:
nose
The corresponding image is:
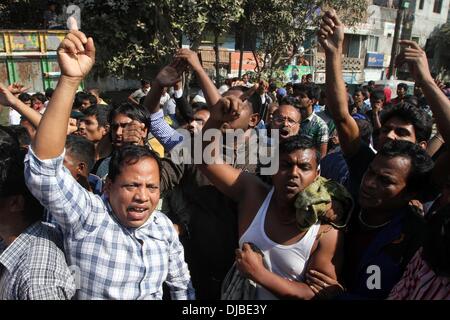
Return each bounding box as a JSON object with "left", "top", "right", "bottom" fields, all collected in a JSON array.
[
  {"left": 362, "top": 173, "right": 377, "bottom": 191},
  {"left": 386, "top": 129, "right": 397, "bottom": 141},
  {"left": 116, "top": 126, "right": 123, "bottom": 137},
  {"left": 289, "top": 165, "right": 300, "bottom": 178},
  {"left": 133, "top": 187, "right": 149, "bottom": 203}
]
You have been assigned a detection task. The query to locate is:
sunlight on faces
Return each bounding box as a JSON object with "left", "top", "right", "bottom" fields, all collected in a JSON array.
[
  {"left": 111, "top": 114, "right": 147, "bottom": 148},
  {"left": 272, "top": 149, "right": 319, "bottom": 203},
  {"left": 377, "top": 117, "right": 418, "bottom": 150},
  {"left": 271, "top": 105, "right": 301, "bottom": 141},
  {"left": 104, "top": 157, "right": 160, "bottom": 228}
]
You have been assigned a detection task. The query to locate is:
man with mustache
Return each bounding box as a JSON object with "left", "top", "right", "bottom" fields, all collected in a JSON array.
[
  {"left": 193, "top": 95, "right": 343, "bottom": 299},
  {"left": 24, "top": 30, "right": 193, "bottom": 300}
]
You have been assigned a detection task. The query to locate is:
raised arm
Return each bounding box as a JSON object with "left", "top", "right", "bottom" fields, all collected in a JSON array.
[
  {"left": 319, "top": 10, "right": 361, "bottom": 157},
  {"left": 395, "top": 40, "right": 450, "bottom": 188},
  {"left": 396, "top": 40, "right": 450, "bottom": 144},
  {"left": 197, "top": 96, "right": 257, "bottom": 203},
  {"left": 0, "top": 85, "right": 42, "bottom": 128},
  {"left": 32, "top": 30, "right": 95, "bottom": 160},
  {"left": 175, "top": 49, "right": 222, "bottom": 107},
  {"left": 143, "top": 61, "right": 185, "bottom": 114}
]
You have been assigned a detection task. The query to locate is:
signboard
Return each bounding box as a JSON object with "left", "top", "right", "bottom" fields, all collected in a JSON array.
[
  {"left": 230, "top": 52, "right": 260, "bottom": 72},
  {"left": 10, "top": 33, "right": 40, "bottom": 51},
  {"left": 45, "top": 33, "right": 66, "bottom": 51},
  {"left": 283, "top": 65, "right": 315, "bottom": 83},
  {"left": 366, "top": 52, "right": 384, "bottom": 68}
]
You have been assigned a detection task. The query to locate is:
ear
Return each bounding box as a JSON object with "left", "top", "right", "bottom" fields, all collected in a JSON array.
[
  {"left": 418, "top": 141, "right": 427, "bottom": 150},
  {"left": 102, "top": 124, "right": 110, "bottom": 136},
  {"left": 248, "top": 113, "right": 261, "bottom": 128},
  {"left": 77, "top": 162, "right": 88, "bottom": 177},
  {"left": 103, "top": 177, "right": 112, "bottom": 197},
  {"left": 142, "top": 127, "right": 148, "bottom": 139}
]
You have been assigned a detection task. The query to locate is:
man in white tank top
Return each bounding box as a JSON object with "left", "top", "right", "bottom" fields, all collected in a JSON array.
[{"left": 197, "top": 98, "right": 344, "bottom": 299}]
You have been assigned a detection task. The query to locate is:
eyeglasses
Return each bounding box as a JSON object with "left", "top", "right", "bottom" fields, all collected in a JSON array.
[{"left": 272, "top": 116, "right": 299, "bottom": 126}]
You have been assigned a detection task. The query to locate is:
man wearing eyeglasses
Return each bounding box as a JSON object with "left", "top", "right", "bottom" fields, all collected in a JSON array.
[{"left": 270, "top": 104, "right": 301, "bottom": 142}]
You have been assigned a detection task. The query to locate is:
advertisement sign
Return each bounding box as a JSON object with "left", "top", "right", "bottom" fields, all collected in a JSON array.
[
  {"left": 283, "top": 65, "right": 315, "bottom": 83},
  {"left": 230, "top": 52, "right": 260, "bottom": 72},
  {"left": 366, "top": 53, "right": 384, "bottom": 68}
]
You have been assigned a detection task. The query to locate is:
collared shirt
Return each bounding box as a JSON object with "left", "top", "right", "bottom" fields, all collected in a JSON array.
[
  {"left": 300, "top": 112, "right": 329, "bottom": 147},
  {"left": 24, "top": 148, "right": 194, "bottom": 300},
  {"left": 0, "top": 222, "right": 75, "bottom": 300}
]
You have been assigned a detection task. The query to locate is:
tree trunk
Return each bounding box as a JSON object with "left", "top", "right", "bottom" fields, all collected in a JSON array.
[{"left": 214, "top": 32, "right": 220, "bottom": 88}]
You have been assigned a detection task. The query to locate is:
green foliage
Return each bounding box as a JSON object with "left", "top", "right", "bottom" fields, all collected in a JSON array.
[
  {"left": 245, "top": 0, "right": 368, "bottom": 73},
  {"left": 1, "top": 0, "right": 367, "bottom": 79}
]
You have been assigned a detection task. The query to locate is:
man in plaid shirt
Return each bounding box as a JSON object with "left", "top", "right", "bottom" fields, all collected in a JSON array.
[
  {"left": 24, "top": 30, "right": 194, "bottom": 300},
  {"left": 0, "top": 126, "right": 75, "bottom": 300}
]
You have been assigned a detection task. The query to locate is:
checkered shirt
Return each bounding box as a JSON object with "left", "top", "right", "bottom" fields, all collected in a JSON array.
[
  {"left": 24, "top": 147, "right": 194, "bottom": 300},
  {"left": 300, "top": 112, "right": 329, "bottom": 147},
  {"left": 149, "top": 110, "right": 184, "bottom": 152},
  {"left": 0, "top": 222, "right": 76, "bottom": 300}
]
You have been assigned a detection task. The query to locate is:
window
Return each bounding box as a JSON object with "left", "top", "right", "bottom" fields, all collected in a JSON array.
[
  {"left": 368, "top": 36, "right": 379, "bottom": 52},
  {"left": 433, "top": 0, "right": 443, "bottom": 13},
  {"left": 347, "top": 35, "right": 361, "bottom": 58},
  {"left": 419, "top": 0, "right": 424, "bottom": 10}
]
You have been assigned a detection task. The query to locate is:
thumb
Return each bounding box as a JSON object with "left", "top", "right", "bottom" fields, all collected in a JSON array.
[{"left": 85, "top": 37, "right": 96, "bottom": 60}]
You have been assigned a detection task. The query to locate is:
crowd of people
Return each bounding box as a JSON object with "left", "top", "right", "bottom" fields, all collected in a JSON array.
[{"left": 0, "top": 10, "right": 449, "bottom": 300}]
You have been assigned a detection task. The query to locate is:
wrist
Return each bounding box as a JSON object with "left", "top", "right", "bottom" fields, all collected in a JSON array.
[{"left": 59, "top": 75, "right": 82, "bottom": 87}]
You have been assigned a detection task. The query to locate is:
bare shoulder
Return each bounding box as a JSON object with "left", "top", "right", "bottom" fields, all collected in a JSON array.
[{"left": 237, "top": 175, "right": 271, "bottom": 236}]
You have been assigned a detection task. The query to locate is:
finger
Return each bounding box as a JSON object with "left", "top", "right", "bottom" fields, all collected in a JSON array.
[
  {"left": 242, "top": 243, "right": 251, "bottom": 251},
  {"left": 67, "top": 16, "right": 79, "bottom": 31},
  {"left": 85, "top": 37, "right": 96, "bottom": 60},
  {"left": 69, "top": 30, "right": 88, "bottom": 44},
  {"left": 66, "top": 32, "right": 85, "bottom": 53},
  {"left": 60, "top": 38, "right": 78, "bottom": 55},
  {"left": 323, "top": 16, "right": 335, "bottom": 29},
  {"left": 325, "top": 9, "right": 341, "bottom": 26},
  {"left": 309, "top": 285, "right": 319, "bottom": 294},
  {"left": 317, "top": 30, "right": 329, "bottom": 40},
  {"left": 306, "top": 275, "right": 324, "bottom": 287},
  {"left": 399, "top": 40, "right": 421, "bottom": 50},
  {"left": 320, "top": 23, "right": 334, "bottom": 35},
  {"left": 309, "top": 270, "right": 333, "bottom": 283}
]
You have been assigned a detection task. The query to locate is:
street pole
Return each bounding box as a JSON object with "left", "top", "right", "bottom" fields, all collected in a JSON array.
[{"left": 387, "top": 0, "right": 408, "bottom": 80}]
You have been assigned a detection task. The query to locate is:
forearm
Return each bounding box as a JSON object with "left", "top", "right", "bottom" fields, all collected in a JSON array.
[
  {"left": 193, "top": 66, "right": 221, "bottom": 107},
  {"left": 32, "top": 76, "right": 80, "bottom": 159},
  {"left": 326, "top": 52, "right": 349, "bottom": 122},
  {"left": 372, "top": 111, "right": 382, "bottom": 130},
  {"left": 144, "top": 82, "right": 165, "bottom": 114},
  {"left": 421, "top": 79, "right": 450, "bottom": 142},
  {"left": 10, "top": 99, "right": 42, "bottom": 128},
  {"left": 325, "top": 53, "right": 360, "bottom": 156},
  {"left": 254, "top": 268, "right": 315, "bottom": 300}
]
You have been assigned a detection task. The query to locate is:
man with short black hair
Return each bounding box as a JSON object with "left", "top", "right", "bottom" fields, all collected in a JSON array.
[
  {"left": 0, "top": 126, "right": 75, "bottom": 300},
  {"left": 24, "top": 30, "right": 193, "bottom": 300},
  {"left": 293, "top": 83, "right": 329, "bottom": 158},
  {"left": 392, "top": 83, "right": 409, "bottom": 106}
]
